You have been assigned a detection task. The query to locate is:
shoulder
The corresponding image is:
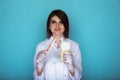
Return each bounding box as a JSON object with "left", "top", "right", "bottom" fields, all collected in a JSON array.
[
  {"left": 35, "top": 39, "right": 49, "bottom": 51},
  {"left": 37, "top": 39, "right": 49, "bottom": 47},
  {"left": 65, "top": 38, "right": 81, "bottom": 55},
  {"left": 65, "top": 38, "right": 79, "bottom": 47}
]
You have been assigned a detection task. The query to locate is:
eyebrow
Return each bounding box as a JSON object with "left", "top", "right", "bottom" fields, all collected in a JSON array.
[{"left": 51, "top": 19, "right": 61, "bottom": 22}]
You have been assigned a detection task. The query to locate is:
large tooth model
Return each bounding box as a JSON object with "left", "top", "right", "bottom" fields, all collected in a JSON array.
[{"left": 60, "top": 41, "right": 70, "bottom": 61}]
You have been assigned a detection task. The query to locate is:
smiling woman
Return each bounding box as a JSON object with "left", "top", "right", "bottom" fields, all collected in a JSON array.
[
  {"left": 49, "top": 16, "right": 65, "bottom": 41},
  {"left": 0, "top": 0, "right": 120, "bottom": 80},
  {"left": 33, "top": 9, "right": 82, "bottom": 80}
]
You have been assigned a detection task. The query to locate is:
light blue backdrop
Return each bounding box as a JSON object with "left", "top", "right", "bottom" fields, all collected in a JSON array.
[{"left": 0, "top": 0, "right": 120, "bottom": 80}]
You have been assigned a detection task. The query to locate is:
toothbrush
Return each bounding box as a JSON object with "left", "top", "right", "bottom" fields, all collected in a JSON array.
[{"left": 46, "top": 38, "right": 55, "bottom": 51}]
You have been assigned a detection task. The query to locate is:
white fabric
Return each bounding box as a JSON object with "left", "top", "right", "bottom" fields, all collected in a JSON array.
[{"left": 33, "top": 36, "right": 82, "bottom": 80}]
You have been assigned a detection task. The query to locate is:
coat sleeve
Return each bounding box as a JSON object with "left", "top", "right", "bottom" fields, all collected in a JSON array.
[
  {"left": 70, "top": 43, "right": 82, "bottom": 80},
  {"left": 33, "top": 44, "right": 46, "bottom": 80}
]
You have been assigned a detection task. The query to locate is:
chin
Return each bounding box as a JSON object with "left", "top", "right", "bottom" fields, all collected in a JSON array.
[{"left": 54, "top": 33, "right": 63, "bottom": 36}]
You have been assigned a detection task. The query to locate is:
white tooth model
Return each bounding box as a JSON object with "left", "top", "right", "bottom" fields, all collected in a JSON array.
[{"left": 60, "top": 41, "right": 70, "bottom": 61}]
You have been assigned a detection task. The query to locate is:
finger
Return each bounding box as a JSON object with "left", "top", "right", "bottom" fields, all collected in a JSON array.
[
  {"left": 64, "top": 52, "right": 71, "bottom": 55},
  {"left": 64, "top": 58, "right": 72, "bottom": 64},
  {"left": 36, "top": 58, "right": 42, "bottom": 63},
  {"left": 36, "top": 52, "right": 43, "bottom": 60},
  {"left": 41, "top": 53, "right": 46, "bottom": 58},
  {"left": 36, "top": 58, "right": 44, "bottom": 64},
  {"left": 40, "top": 56, "right": 46, "bottom": 62},
  {"left": 66, "top": 60, "right": 72, "bottom": 64},
  {"left": 65, "top": 58, "right": 72, "bottom": 62},
  {"left": 40, "top": 50, "right": 46, "bottom": 53},
  {"left": 38, "top": 50, "right": 47, "bottom": 55},
  {"left": 64, "top": 54, "right": 71, "bottom": 58},
  {"left": 64, "top": 52, "right": 73, "bottom": 57},
  {"left": 42, "top": 50, "right": 48, "bottom": 53},
  {"left": 44, "top": 50, "right": 48, "bottom": 54},
  {"left": 36, "top": 55, "right": 40, "bottom": 60},
  {"left": 64, "top": 55, "right": 73, "bottom": 60}
]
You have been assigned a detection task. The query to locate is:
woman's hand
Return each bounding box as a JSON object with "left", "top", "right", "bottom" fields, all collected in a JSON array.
[
  {"left": 36, "top": 50, "right": 47, "bottom": 60},
  {"left": 36, "top": 50, "right": 47, "bottom": 76},
  {"left": 63, "top": 51, "right": 73, "bottom": 64},
  {"left": 63, "top": 51, "right": 75, "bottom": 76}
]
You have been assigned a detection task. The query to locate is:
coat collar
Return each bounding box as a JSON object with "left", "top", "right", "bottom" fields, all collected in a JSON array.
[{"left": 49, "top": 36, "right": 65, "bottom": 42}]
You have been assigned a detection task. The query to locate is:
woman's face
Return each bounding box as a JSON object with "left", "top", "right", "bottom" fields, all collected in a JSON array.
[{"left": 49, "top": 16, "right": 65, "bottom": 37}]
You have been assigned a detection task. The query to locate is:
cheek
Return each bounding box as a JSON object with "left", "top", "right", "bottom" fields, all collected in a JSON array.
[
  {"left": 62, "top": 26, "right": 65, "bottom": 32},
  {"left": 49, "top": 25, "right": 53, "bottom": 30},
  {"left": 49, "top": 26, "right": 54, "bottom": 32}
]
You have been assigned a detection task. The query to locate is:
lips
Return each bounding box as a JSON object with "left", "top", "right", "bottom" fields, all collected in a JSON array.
[{"left": 54, "top": 29, "right": 61, "bottom": 31}]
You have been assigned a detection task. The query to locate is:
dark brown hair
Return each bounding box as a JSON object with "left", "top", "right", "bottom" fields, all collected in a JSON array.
[{"left": 47, "top": 9, "right": 69, "bottom": 38}]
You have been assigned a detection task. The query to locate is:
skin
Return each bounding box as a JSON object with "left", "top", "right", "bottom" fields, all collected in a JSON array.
[
  {"left": 49, "top": 16, "right": 65, "bottom": 48},
  {"left": 36, "top": 15, "right": 75, "bottom": 76}
]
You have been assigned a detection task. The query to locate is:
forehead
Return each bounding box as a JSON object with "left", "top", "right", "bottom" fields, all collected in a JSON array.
[{"left": 51, "top": 16, "right": 61, "bottom": 21}]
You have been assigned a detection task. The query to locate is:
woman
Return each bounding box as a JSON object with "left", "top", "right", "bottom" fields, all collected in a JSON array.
[{"left": 33, "top": 9, "right": 82, "bottom": 80}]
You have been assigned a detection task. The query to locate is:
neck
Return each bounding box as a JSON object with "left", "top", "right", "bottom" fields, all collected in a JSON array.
[
  {"left": 52, "top": 35, "right": 63, "bottom": 48},
  {"left": 52, "top": 35, "right": 63, "bottom": 41}
]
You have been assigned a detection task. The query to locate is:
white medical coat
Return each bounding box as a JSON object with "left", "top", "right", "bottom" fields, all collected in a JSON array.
[{"left": 33, "top": 36, "right": 82, "bottom": 80}]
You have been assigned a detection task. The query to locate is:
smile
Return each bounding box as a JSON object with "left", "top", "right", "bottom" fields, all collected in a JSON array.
[{"left": 54, "top": 29, "right": 61, "bottom": 31}]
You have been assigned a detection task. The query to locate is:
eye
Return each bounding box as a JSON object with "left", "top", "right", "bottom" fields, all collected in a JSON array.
[
  {"left": 51, "top": 20, "right": 56, "bottom": 24},
  {"left": 59, "top": 21, "right": 63, "bottom": 24}
]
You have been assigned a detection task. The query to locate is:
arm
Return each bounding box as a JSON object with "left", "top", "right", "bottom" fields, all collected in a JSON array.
[
  {"left": 71, "top": 44, "right": 82, "bottom": 79},
  {"left": 63, "top": 43, "right": 82, "bottom": 80},
  {"left": 63, "top": 52, "right": 75, "bottom": 76},
  {"left": 33, "top": 49, "right": 47, "bottom": 80},
  {"left": 36, "top": 50, "right": 47, "bottom": 76},
  {"left": 65, "top": 43, "right": 82, "bottom": 80}
]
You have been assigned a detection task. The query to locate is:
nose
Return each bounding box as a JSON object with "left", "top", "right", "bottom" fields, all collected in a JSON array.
[{"left": 56, "top": 22, "right": 60, "bottom": 28}]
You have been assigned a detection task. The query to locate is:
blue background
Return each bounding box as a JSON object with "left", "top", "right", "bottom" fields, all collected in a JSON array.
[{"left": 0, "top": 0, "right": 120, "bottom": 80}]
